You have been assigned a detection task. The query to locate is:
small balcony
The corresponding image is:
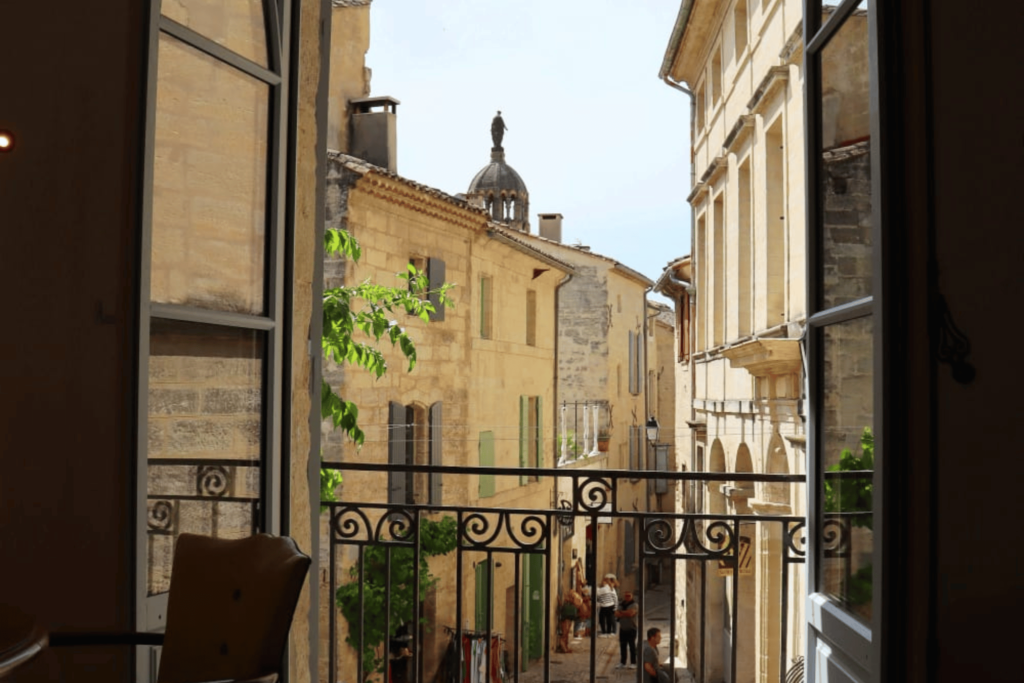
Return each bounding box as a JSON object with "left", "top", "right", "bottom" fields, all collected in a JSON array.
[{"left": 557, "top": 400, "right": 612, "bottom": 466}]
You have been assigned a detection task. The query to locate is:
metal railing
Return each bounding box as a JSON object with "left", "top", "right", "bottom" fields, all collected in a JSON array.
[
  {"left": 558, "top": 400, "right": 610, "bottom": 464},
  {"left": 320, "top": 464, "right": 807, "bottom": 683}
]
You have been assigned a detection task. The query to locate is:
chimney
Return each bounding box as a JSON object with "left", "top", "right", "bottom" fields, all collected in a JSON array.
[
  {"left": 538, "top": 213, "right": 563, "bottom": 243},
  {"left": 349, "top": 96, "right": 399, "bottom": 172}
]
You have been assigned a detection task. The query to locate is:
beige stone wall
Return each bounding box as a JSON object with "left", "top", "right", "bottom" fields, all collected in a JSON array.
[
  {"left": 146, "top": 325, "right": 264, "bottom": 595},
  {"left": 328, "top": 4, "right": 372, "bottom": 152}
]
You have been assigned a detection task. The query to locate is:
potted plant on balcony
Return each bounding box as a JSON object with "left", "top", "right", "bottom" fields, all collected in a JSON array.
[{"left": 597, "top": 429, "right": 611, "bottom": 452}]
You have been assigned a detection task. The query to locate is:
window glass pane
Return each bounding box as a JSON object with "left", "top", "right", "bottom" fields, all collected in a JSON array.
[
  {"left": 818, "top": 315, "right": 873, "bottom": 620},
  {"left": 146, "top": 318, "right": 264, "bottom": 596},
  {"left": 162, "top": 0, "right": 269, "bottom": 67},
  {"left": 818, "top": 10, "right": 872, "bottom": 309},
  {"left": 151, "top": 33, "right": 269, "bottom": 314}
]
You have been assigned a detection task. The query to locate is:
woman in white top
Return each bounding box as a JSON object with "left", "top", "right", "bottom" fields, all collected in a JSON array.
[{"left": 596, "top": 577, "right": 619, "bottom": 636}]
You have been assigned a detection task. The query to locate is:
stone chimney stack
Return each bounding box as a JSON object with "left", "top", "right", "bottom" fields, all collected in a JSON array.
[
  {"left": 538, "top": 213, "right": 563, "bottom": 243},
  {"left": 349, "top": 96, "right": 399, "bottom": 172}
]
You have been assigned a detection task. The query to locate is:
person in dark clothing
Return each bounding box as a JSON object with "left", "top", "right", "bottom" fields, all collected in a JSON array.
[
  {"left": 614, "top": 591, "right": 638, "bottom": 668},
  {"left": 643, "top": 627, "right": 670, "bottom": 683}
]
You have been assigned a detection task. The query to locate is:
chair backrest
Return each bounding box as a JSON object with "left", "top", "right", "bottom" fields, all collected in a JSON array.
[{"left": 157, "top": 533, "right": 311, "bottom": 683}]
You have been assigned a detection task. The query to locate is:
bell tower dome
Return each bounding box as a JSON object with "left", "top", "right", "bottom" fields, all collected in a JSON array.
[{"left": 467, "top": 111, "right": 530, "bottom": 233}]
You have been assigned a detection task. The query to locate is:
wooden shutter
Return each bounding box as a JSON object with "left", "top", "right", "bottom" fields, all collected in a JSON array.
[
  {"left": 519, "top": 395, "right": 528, "bottom": 485},
  {"left": 388, "top": 401, "right": 406, "bottom": 505},
  {"left": 429, "top": 402, "right": 443, "bottom": 505},
  {"left": 479, "top": 277, "right": 489, "bottom": 338},
  {"left": 428, "top": 257, "right": 445, "bottom": 322},
  {"left": 534, "top": 396, "right": 543, "bottom": 477},
  {"left": 628, "top": 425, "right": 636, "bottom": 470},
  {"left": 628, "top": 331, "right": 636, "bottom": 393},
  {"left": 655, "top": 445, "right": 668, "bottom": 494},
  {"left": 479, "top": 431, "right": 495, "bottom": 498},
  {"left": 635, "top": 332, "right": 644, "bottom": 395},
  {"left": 624, "top": 521, "right": 635, "bottom": 574}
]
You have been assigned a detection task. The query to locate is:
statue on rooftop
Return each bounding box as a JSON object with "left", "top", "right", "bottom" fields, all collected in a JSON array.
[{"left": 491, "top": 110, "right": 507, "bottom": 149}]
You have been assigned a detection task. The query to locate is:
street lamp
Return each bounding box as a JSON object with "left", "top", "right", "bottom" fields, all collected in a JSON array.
[
  {"left": 0, "top": 130, "right": 15, "bottom": 153},
  {"left": 645, "top": 415, "right": 660, "bottom": 443}
]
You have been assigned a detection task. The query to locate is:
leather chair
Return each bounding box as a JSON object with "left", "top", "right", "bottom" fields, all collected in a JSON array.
[{"left": 2, "top": 533, "right": 311, "bottom": 683}]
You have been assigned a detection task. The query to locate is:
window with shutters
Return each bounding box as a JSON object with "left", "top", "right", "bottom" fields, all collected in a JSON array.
[
  {"left": 427, "top": 257, "right": 446, "bottom": 322},
  {"left": 678, "top": 291, "right": 691, "bottom": 361},
  {"left": 627, "top": 330, "right": 644, "bottom": 396},
  {"left": 525, "top": 289, "right": 537, "bottom": 346},
  {"left": 388, "top": 401, "right": 412, "bottom": 505},
  {"left": 389, "top": 401, "right": 441, "bottom": 505},
  {"left": 428, "top": 402, "right": 443, "bottom": 505},
  {"left": 519, "top": 396, "right": 543, "bottom": 485},
  {"left": 628, "top": 331, "right": 637, "bottom": 394},
  {"left": 478, "top": 431, "right": 495, "bottom": 498},
  {"left": 624, "top": 521, "right": 635, "bottom": 575},
  {"left": 410, "top": 255, "right": 446, "bottom": 322},
  {"left": 480, "top": 276, "right": 493, "bottom": 339}
]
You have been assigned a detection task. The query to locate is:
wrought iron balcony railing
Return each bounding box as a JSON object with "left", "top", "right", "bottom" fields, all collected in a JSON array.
[{"left": 319, "top": 464, "right": 808, "bottom": 683}]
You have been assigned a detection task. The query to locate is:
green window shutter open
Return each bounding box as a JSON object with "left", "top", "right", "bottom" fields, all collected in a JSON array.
[
  {"left": 519, "top": 396, "right": 528, "bottom": 485},
  {"left": 429, "top": 401, "right": 443, "bottom": 505},
  {"left": 479, "top": 431, "right": 495, "bottom": 498},
  {"left": 535, "top": 396, "right": 543, "bottom": 478}
]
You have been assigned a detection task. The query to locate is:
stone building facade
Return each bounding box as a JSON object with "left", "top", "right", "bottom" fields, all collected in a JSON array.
[
  {"left": 660, "top": 1, "right": 809, "bottom": 682},
  {"left": 658, "top": 1, "right": 871, "bottom": 682},
  {"left": 319, "top": 151, "right": 571, "bottom": 679},
  {"left": 513, "top": 224, "right": 666, "bottom": 601}
]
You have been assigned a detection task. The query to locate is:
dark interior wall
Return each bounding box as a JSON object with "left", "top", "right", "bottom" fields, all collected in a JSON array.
[
  {"left": 0, "top": 3, "right": 146, "bottom": 681},
  {"left": 929, "top": 0, "right": 1024, "bottom": 680}
]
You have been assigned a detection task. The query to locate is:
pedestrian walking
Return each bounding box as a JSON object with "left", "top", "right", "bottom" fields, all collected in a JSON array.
[{"left": 614, "top": 591, "right": 638, "bottom": 669}]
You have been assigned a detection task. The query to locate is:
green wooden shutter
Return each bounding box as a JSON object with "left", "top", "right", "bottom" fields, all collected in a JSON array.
[
  {"left": 388, "top": 402, "right": 406, "bottom": 505},
  {"left": 479, "top": 431, "right": 495, "bottom": 498},
  {"left": 428, "top": 257, "right": 446, "bottom": 322},
  {"left": 475, "top": 560, "right": 490, "bottom": 631},
  {"left": 429, "top": 402, "right": 443, "bottom": 505},
  {"left": 519, "top": 395, "right": 528, "bottom": 485},
  {"left": 480, "top": 277, "right": 489, "bottom": 338},
  {"left": 535, "top": 396, "right": 543, "bottom": 478}
]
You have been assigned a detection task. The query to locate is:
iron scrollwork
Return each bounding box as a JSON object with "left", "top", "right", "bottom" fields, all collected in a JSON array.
[
  {"left": 148, "top": 499, "right": 176, "bottom": 535},
  {"left": 197, "top": 464, "right": 232, "bottom": 498}
]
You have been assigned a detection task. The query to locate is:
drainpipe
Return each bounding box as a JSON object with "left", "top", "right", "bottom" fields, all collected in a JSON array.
[
  {"left": 660, "top": 73, "right": 700, "bottom": 478},
  {"left": 643, "top": 286, "right": 653, "bottom": 522},
  {"left": 553, "top": 271, "right": 573, "bottom": 498}
]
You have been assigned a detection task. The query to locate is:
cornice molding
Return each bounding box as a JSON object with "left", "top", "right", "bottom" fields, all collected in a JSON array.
[
  {"left": 724, "top": 114, "right": 756, "bottom": 156},
  {"left": 747, "top": 66, "right": 790, "bottom": 116},
  {"left": 721, "top": 338, "right": 801, "bottom": 377}
]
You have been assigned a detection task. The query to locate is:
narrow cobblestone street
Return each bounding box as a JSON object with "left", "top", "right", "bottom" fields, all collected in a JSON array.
[{"left": 518, "top": 586, "right": 692, "bottom": 683}]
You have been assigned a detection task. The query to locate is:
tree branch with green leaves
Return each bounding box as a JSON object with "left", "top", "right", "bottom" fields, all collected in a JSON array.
[{"left": 320, "top": 227, "right": 455, "bottom": 505}]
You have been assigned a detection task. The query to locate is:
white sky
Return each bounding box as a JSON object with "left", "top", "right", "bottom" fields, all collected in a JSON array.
[{"left": 364, "top": 0, "right": 692, "bottom": 304}]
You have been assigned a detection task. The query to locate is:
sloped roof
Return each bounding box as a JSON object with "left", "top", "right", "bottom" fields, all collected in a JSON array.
[
  {"left": 511, "top": 232, "right": 654, "bottom": 287},
  {"left": 332, "top": 0, "right": 372, "bottom": 7},
  {"left": 328, "top": 152, "right": 573, "bottom": 272},
  {"left": 487, "top": 225, "right": 575, "bottom": 273},
  {"left": 328, "top": 152, "right": 489, "bottom": 217}
]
